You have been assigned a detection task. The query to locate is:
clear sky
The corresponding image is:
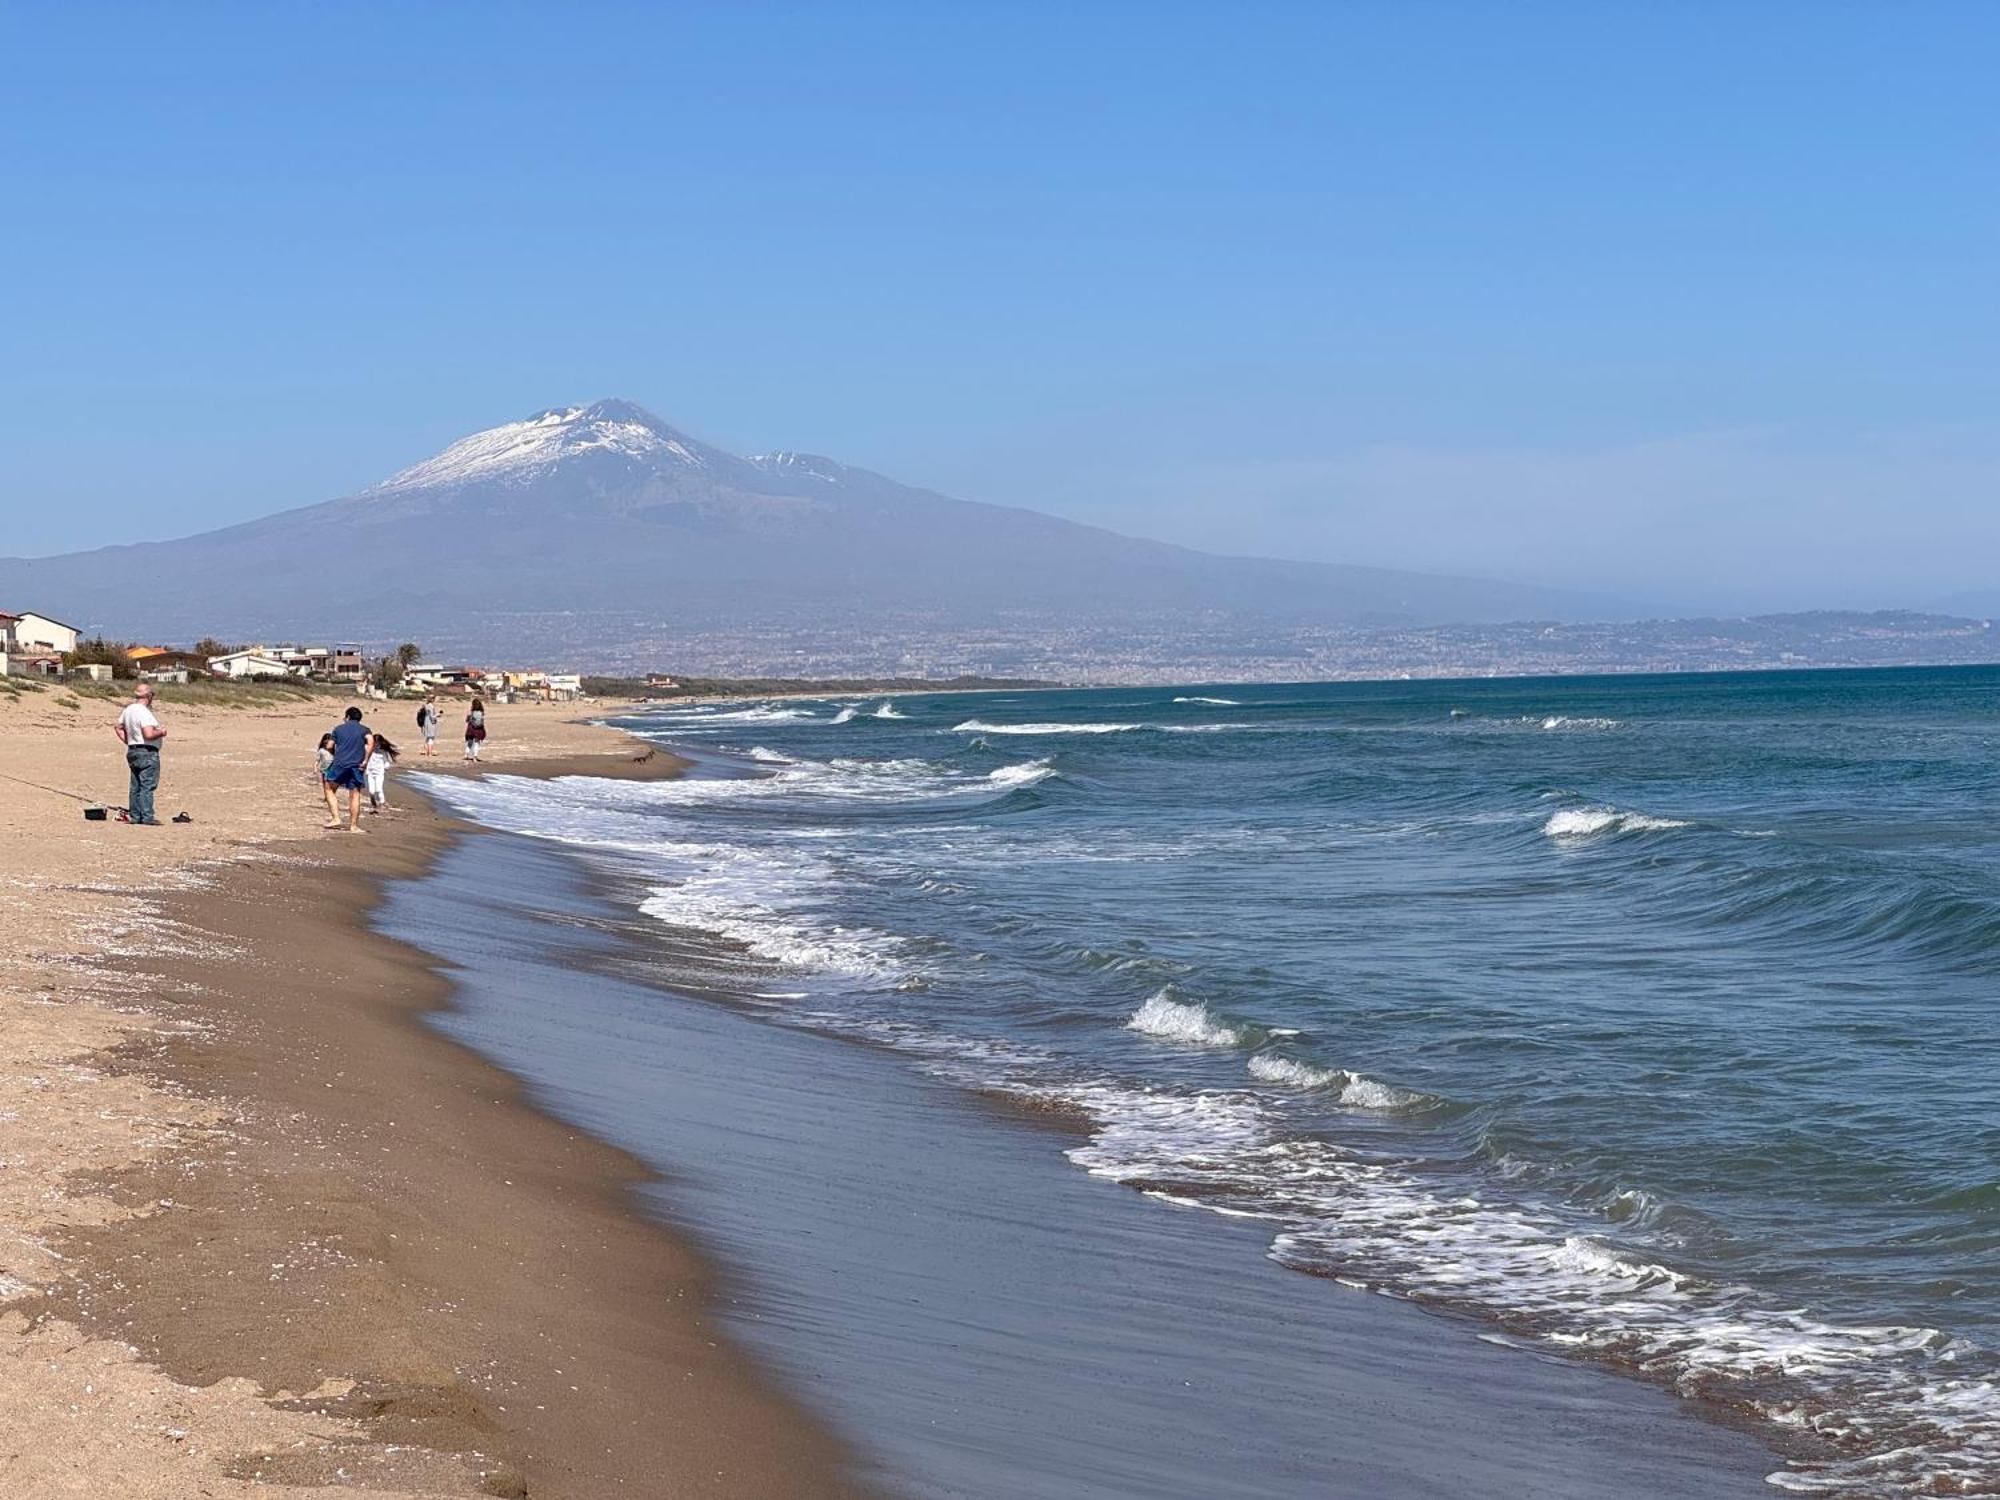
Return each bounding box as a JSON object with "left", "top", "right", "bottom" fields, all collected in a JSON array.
[{"left": 4, "top": 1, "right": 1995, "bottom": 612}]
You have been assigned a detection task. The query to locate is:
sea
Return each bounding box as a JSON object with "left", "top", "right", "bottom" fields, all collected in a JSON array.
[{"left": 403, "top": 666, "right": 2000, "bottom": 1498}]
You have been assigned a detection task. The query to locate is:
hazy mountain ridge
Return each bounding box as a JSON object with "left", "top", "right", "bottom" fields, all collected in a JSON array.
[{"left": 0, "top": 400, "right": 1619, "bottom": 663}]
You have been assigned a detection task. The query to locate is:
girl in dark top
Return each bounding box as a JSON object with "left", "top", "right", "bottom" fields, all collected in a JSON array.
[{"left": 464, "top": 698, "right": 487, "bottom": 762}]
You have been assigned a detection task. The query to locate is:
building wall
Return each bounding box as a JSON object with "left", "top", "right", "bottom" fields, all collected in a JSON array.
[{"left": 15, "top": 613, "right": 80, "bottom": 654}]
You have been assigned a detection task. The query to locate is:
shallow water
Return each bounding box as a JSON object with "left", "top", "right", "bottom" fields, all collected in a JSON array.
[
  {"left": 417, "top": 666, "right": 2000, "bottom": 1495},
  {"left": 380, "top": 831, "right": 1774, "bottom": 1498}
]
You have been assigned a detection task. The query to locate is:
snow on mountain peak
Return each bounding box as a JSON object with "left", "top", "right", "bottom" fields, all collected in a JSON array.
[
  {"left": 367, "top": 400, "right": 708, "bottom": 494},
  {"left": 749, "top": 450, "right": 846, "bottom": 483}
]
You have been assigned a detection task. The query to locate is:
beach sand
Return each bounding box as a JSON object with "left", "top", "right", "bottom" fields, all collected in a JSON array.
[{"left": 0, "top": 685, "right": 871, "bottom": 1498}]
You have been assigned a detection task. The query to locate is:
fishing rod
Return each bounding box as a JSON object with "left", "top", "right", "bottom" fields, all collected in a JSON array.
[{"left": 0, "top": 768, "right": 103, "bottom": 803}]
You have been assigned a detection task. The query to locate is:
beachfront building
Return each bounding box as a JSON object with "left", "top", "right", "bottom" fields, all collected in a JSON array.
[
  {"left": 129, "top": 647, "right": 214, "bottom": 683},
  {"left": 11, "top": 610, "right": 80, "bottom": 655},
  {"left": 209, "top": 650, "right": 303, "bottom": 680},
  {"left": 266, "top": 643, "right": 367, "bottom": 682},
  {"left": 0, "top": 612, "right": 66, "bottom": 677},
  {"left": 491, "top": 668, "right": 584, "bottom": 702},
  {"left": 405, "top": 663, "right": 486, "bottom": 692}
]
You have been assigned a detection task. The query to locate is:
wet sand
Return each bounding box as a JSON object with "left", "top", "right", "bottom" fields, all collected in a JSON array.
[{"left": 0, "top": 689, "right": 875, "bottom": 1497}]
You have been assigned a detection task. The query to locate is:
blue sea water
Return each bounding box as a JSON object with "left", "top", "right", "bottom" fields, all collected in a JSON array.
[{"left": 422, "top": 666, "right": 2000, "bottom": 1496}]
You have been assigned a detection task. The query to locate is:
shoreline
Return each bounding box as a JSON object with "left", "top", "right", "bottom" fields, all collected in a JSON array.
[
  {"left": 1, "top": 694, "right": 876, "bottom": 1497},
  {"left": 379, "top": 809, "right": 1782, "bottom": 1499}
]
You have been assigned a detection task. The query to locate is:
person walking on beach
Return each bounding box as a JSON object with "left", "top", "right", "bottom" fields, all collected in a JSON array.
[
  {"left": 111, "top": 682, "right": 166, "bottom": 825},
  {"left": 365, "top": 734, "right": 400, "bottom": 814},
  {"left": 463, "top": 697, "right": 486, "bottom": 762},
  {"left": 322, "top": 705, "right": 376, "bottom": 833},
  {"left": 417, "top": 695, "right": 440, "bottom": 755}
]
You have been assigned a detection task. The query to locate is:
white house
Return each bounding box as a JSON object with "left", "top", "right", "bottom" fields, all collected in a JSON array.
[
  {"left": 209, "top": 650, "right": 304, "bottom": 680},
  {"left": 0, "top": 612, "right": 64, "bottom": 677},
  {"left": 12, "top": 611, "right": 79, "bottom": 655}
]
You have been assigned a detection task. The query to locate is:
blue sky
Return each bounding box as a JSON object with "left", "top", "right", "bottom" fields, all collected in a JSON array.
[{"left": 3, "top": 1, "right": 1995, "bottom": 611}]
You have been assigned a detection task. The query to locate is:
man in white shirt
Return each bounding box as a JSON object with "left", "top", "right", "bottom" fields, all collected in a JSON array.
[{"left": 112, "top": 682, "right": 166, "bottom": 825}]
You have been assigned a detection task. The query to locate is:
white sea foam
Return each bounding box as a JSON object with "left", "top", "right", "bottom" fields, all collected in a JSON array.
[
  {"left": 1540, "top": 715, "right": 1622, "bottom": 731},
  {"left": 638, "top": 877, "right": 904, "bottom": 981},
  {"left": 1247, "top": 1053, "right": 1343, "bottom": 1088},
  {"left": 871, "top": 701, "right": 907, "bottom": 719},
  {"left": 1174, "top": 695, "right": 1242, "bottom": 706},
  {"left": 1337, "top": 1075, "right": 1428, "bottom": 1110},
  {"left": 680, "top": 705, "right": 818, "bottom": 723},
  {"left": 831, "top": 705, "right": 860, "bottom": 724},
  {"left": 954, "top": 720, "right": 1144, "bottom": 735},
  {"left": 1543, "top": 806, "right": 1691, "bottom": 839},
  {"left": 1057, "top": 1071, "right": 2000, "bottom": 1496},
  {"left": 1126, "top": 989, "right": 1249, "bottom": 1047},
  {"left": 1247, "top": 1053, "right": 1429, "bottom": 1108},
  {"left": 987, "top": 759, "right": 1056, "bottom": 788}
]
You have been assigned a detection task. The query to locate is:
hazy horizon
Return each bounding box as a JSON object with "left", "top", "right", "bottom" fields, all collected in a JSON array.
[{"left": 3, "top": 3, "right": 1995, "bottom": 616}]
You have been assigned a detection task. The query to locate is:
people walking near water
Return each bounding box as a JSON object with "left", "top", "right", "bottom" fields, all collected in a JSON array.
[
  {"left": 321, "top": 705, "right": 376, "bottom": 833},
  {"left": 365, "top": 734, "right": 399, "bottom": 814},
  {"left": 464, "top": 698, "right": 486, "bottom": 762},
  {"left": 112, "top": 682, "right": 166, "bottom": 825},
  {"left": 417, "top": 695, "right": 440, "bottom": 755}
]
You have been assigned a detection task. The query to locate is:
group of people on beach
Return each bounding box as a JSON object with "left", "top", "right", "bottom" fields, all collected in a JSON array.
[
  {"left": 112, "top": 684, "right": 491, "bottom": 833},
  {"left": 316, "top": 694, "right": 490, "bottom": 832}
]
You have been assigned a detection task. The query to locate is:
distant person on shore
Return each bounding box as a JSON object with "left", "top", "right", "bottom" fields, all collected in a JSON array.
[
  {"left": 464, "top": 698, "right": 486, "bottom": 762},
  {"left": 111, "top": 682, "right": 166, "bottom": 825},
  {"left": 417, "top": 695, "right": 440, "bottom": 755},
  {"left": 365, "top": 734, "right": 400, "bottom": 814},
  {"left": 322, "top": 705, "right": 376, "bottom": 833}
]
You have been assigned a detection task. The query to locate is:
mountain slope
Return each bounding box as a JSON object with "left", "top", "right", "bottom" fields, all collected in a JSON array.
[{"left": 0, "top": 400, "right": 1617, "bottom": 666}]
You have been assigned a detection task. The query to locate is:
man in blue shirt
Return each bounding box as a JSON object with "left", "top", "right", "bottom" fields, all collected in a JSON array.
[{"left": 321, "top": 705, "right": 377, "bottom": 833}]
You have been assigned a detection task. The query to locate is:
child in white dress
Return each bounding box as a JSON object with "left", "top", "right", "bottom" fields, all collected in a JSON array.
[{"left": 366, "top": 735, "right": 400, "bottom": 814}]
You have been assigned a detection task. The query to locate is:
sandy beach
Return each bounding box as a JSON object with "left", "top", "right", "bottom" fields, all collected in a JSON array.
[{"left": 0, "top": 683, "right": 870, "bottom": 1498}]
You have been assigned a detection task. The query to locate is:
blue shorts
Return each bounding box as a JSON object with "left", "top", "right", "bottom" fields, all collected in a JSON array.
[{"left": 323, "top": 765, "right": 367, "bottom": 790}]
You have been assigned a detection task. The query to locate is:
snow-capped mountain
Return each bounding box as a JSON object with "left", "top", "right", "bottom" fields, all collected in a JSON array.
[{"left": 0, "top": 399, "right": 1610, "bottom": 669}]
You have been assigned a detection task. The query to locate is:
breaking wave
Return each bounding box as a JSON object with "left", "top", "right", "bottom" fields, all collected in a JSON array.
[
  {"left": 1246, "top": 1052, "right": 1432, "bottom": 1109},
  {"left": 1543, "top": 806, "right": 1692, "bottom": 839},
  {"left": 986, "top": 758, "right": 1057, "bottom": 788},
  {"left": 1126, "top": 989, "right": 1260, "bottom": 1047},
  {"left": 954, "top": 720, "right": 1144, "bottom": 735}
]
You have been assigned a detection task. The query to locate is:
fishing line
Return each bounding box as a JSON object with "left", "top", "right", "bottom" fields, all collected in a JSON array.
[{"left": 0, "top": 768, "right": 102, "bottom": 803}]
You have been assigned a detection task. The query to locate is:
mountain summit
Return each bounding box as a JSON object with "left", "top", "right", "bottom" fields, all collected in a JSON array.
[
  {"left": 366, "top": 401, "right": 731, "bottom": 496},
  {"left": 0, "top": 400, "right": 1613, "bottom": 672}
]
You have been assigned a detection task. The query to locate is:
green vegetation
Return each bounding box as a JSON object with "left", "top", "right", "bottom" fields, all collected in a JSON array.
[
  {"left": 61, "top": 677, "right": 348, "bottom": 707},
  {"left": 63, "top": 636, "right": 135, "bottom": 678}
]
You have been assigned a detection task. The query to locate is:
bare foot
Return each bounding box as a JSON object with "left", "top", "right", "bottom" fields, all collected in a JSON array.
[
  {"left": 322, "top": 821, "right": 342, "bottom": 830},
  {"left": 348, "top": 824, "right": 367, "bottom": 834}
]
